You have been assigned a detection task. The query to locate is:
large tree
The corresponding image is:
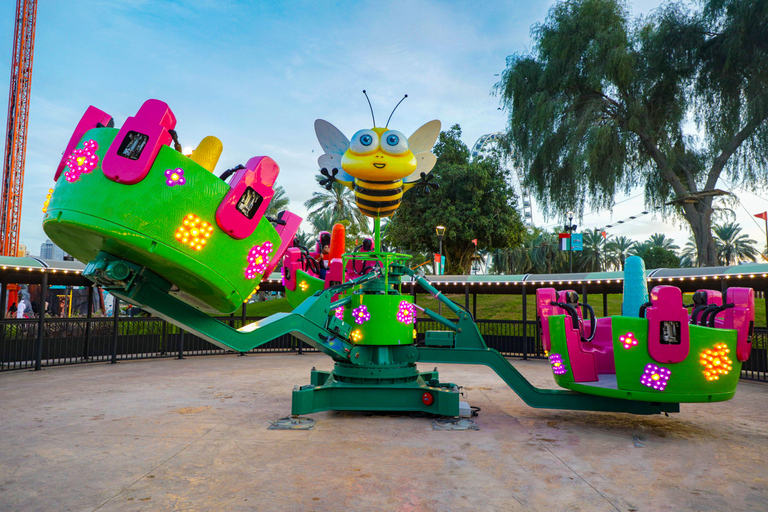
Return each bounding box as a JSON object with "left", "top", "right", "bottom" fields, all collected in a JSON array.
[
  {"left": 387, "top": 125, "right": 526, "bottom": 274},
  {"left": 496, "top": 0, "right": 768, "bottom": 266}
]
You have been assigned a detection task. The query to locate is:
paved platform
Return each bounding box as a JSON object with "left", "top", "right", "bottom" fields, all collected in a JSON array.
[{"left": 1, "top": 353, "right": 767, "bottom": 511}]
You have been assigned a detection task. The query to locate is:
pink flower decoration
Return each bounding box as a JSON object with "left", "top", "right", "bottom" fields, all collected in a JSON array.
[
  {"left": 244, "top": 241, "right": 273, "bottom": 279},
  {"left": 352, "top": 305, "right": 370, "bottom": 324},
  {"left": 165, "top": 168, "right": 186, "bottom": 187},
  {"left": 64, "top": 139, "right": 99, "bottom": 182},
  {"left": 396, "top": 301, "right": 416, "bottom": 325},
  {"left": 334, "top": 307, "right": 344, "bottom": 320}
]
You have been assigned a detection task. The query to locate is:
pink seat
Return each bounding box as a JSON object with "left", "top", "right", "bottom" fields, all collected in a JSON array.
[
  {"left": 646, "top": 286, "right": 690, "bottom": 364},
  {"left": 281, "top": 247, "right": 303, "bottom": 291},
  {"left": 55, "top": 105, "right": 114, "bottom": 181},
  {"left": 581, "top": 317, "right": 615, "bottom": 374},
  {"left": 102, "top": 99, "right": 176, "bottom": 185},
  {"left": 216, "top": 156, "right": 279, "bottom": 240},
  {"left": 562, "top": 314, "right": 598, "bottom": 382},
  {"left": 324, "top": 258, "right": 345, "bottom": 287},
  {"left": 261, "top": 211, "right": 302, "bottom": 278},
  {"left": 690, "top": 289, "right": 722, "bottom": 325},
  {"left": 721, "top": 287, "right": 755, "bottom": 362},
  {"left": 535, "top": 288, "right": 558, "bottom": 353}
]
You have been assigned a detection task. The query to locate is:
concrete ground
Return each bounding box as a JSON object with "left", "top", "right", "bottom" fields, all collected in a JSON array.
[{"left": 1, "top": 353, "right": 767, "bottom": 512}]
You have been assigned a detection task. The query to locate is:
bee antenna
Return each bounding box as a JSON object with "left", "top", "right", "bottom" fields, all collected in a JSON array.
[
  {"left": 363, "top": 90, "right": 376, "bottom": 127},
  {"left": 386, "top": 94, "right": 408, "bottom": 128}
]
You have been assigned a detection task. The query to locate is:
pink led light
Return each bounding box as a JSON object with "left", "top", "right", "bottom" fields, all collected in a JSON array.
[
  {"left": 640, "top": 363, "right": 671, "bottom": 391},
  {"left": 352, "top": 305, "right": 370, "bottom": 324},
  {"left": 620, "top": 332, "right": 638, "bottom": 349},
  {"left": 244, "top": 241, "right": 273, "bottom": 279},
  {"left": 549, "top": 354, "right": 567, "bottom": 375},
  {"left": 334, "top": 307, "right": 344, "bottom": 320},
  {"left": 64, "top": 139, "right": 99, "bottom": 182},
  {"left": 164, "top": 168, "right": 186, "bottom": 186},
  {"left": 396, "top": 301, "right": 416, "bottom": 325}
]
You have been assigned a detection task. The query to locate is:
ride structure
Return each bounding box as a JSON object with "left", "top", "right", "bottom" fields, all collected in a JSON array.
[
  {"left": 42, "top": 97, "right": 754, "bottom": 419},
  {"left": 536, "top": 256, "right": 755, "bottom": 403}
]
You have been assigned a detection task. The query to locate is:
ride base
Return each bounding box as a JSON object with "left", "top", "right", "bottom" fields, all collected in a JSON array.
[{"left": 291, "top": 346, "right": 459, "bottom": 416}]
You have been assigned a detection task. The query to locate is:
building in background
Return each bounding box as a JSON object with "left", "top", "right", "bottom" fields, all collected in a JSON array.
[
  {"left": 17, "top": 243, "right": 27, "bottom": 257},
  {"left": 39, "top": 239, "right": 67, "bottom": 261}
]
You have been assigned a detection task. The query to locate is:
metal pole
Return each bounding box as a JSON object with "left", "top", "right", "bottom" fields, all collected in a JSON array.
[
  {"left": 438, "top": 237, "right": 443, "bottom": 276},
  {"left": 83, "top": 286, "right": 93, "bottom": 361},
  {"left": 110, "top": 297, "right": 119, "bottom": 364},
  {"left": 465, "top": 283, "right": 469, "bottom": 311},
  {"left": 34, "top": 272, "right": 48, "bottom": 371},
  {"left": 0, "top": 281, "right": 6, "bottom": 353},
  {"left": 178, "top": 330, "right": 184, "bottom": 359},
  {"left": 522, "top": 283, "right": 528, "bottom": 360}
]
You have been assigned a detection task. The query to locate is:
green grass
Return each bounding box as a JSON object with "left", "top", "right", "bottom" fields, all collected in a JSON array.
[{"left": 245, "top": 293, "right": 767, "bottom": 328}]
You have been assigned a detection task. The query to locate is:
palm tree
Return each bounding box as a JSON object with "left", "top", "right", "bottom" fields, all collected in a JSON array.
[
  {"left": 605, "top": 235, "right": 634, "bottom": 271},
  {"left": 303, "top": 177, "right": 366, "bottom": 229},
  {"left": 647, "top": 233, "right": 680, "bottom": 252},
  {"left": 292, "top": 229, "right": 313, "bottom": 249},
  {"left": 679, "top": 235, "right": 698, "bottom": 268},
  {"left": 531, "top": 231, "right": 563, "bottom": 274},
  {"left": 576, "top": 229, "right": 605, "bottom": 272},
  {"left": 266, "top": 185, "right": 290, "bottom": 218},
  {"left": 712, "top": 222, "right": 758, "bottom": 266}
]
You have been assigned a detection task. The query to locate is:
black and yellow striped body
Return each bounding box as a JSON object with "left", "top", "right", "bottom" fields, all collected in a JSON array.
[{"left": 354, "top": 178, "right": 404, "bottom": 218}]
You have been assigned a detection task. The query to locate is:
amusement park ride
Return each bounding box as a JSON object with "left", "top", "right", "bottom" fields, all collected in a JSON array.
[{"left": 41, "top": 97, "right": 756, "bottom": 419}]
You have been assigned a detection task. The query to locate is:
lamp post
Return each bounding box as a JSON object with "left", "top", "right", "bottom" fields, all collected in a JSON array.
[
  {"left": 565, "top": 212, "right": 577, "bottom": 273},
  {"left": 435, "top": 225, "right": 445, "bottom": 275}
]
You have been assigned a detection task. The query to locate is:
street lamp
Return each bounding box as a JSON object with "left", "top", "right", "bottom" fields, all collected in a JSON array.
[
  {"left": 565, "top": 212, "right": 577, "bottom": 273},
  {"left": 435, "top": 225, "right": 446, "bottom": 275}
]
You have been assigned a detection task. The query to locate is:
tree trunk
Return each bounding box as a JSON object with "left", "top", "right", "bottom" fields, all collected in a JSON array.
[{"left": 685, "top": 206, "right": 718, "bottom": 267}]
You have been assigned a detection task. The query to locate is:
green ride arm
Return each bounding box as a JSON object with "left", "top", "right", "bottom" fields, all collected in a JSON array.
[
  {"left": 86, "top": 252, "right": 380, "bottom": 361},
  {"left": 417, "top": 347, "right": 680, "bottom": 415}
]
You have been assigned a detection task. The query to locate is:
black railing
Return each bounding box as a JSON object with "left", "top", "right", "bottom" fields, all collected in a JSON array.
[
  {"left": 0, "top": 315, "right": 317, "bottom": 371},
  {"left": 1, "top": 315, "right": 766, "bottom": 383}
]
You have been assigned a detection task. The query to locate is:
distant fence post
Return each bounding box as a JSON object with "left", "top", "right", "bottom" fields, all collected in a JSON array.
[
  {"left": 83, "top": 286, "right": 93, "bottom": 361},
  {"left": 522, "top": 283, "right": 528, "bottom": 360},
  {"left": 34, "top": 272, "right": 48, "bottom": 371},
  {"left": 111, "top": 297, "right": 119, "bottom": 364},
  {"left": 0, "top": 281, "right": 6, "bottom": 353},
  {"left": 178, "top": 330, "right": 184, "bottom": 359}
]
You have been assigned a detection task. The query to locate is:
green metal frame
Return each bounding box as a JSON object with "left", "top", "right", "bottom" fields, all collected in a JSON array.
[{"left": 82, "top": 251, "right": 680, "bottom": 416}]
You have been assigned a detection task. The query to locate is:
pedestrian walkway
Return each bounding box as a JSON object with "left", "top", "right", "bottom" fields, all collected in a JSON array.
[{"left": 1, "top": 353, "right": 766, "bottom": 511}]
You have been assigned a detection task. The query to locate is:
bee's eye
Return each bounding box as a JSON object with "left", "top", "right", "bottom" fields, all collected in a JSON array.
[
  {"left": 381, "top": 130, "right": 408, "bottom": 155},
  {"left": 350, "top": 129, "right": 379, "bottom": 154}
]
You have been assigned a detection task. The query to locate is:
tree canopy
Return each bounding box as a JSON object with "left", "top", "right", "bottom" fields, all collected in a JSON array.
[
  {"left": 496, "top": 0, "right": 768, "bottom": 266},
  {"left": 387, "top": 125, "right": 526, "bottom": 274}
]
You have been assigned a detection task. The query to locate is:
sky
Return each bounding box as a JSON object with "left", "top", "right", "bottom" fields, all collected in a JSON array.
[{"left": 2, "top": 0, "right": 767, "bottom": 258}]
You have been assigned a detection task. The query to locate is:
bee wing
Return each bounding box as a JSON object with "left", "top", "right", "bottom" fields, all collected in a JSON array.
[
  {"left": 318, "top": 153, "right": 353, "bottom": 184},
  {"left": 407, "top": 120, "right": 441, "bottom": 155},
  {"left": 315, "top": 119, "right": 350, "bottom": 156},
  {"left": 403, "top": 152, "right": 437, "bottom": 183}
]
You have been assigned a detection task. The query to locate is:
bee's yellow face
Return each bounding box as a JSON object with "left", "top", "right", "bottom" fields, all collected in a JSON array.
[{"left": 341, "top": 127, "right": 417, "bottom": 181}]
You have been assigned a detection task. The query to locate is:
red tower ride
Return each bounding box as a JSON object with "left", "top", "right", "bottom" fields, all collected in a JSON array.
[{"left": 1, "top": 0, "right": 37, "bottom": 257}]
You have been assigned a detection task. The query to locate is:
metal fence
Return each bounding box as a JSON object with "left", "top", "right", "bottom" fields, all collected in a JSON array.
[
  {"left": 0, "top": 315, "right": 316, "bottom": 372},
  {"left": 2, "top": 314, "right": 766, "bottom": 383}
]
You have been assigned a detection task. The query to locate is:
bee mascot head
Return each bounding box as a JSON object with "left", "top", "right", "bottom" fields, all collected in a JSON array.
[{"left": 314, "top": 92, "right": 440, "bottom": 218}]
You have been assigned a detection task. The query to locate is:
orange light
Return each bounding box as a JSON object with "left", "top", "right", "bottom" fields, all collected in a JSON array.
[
  {"left": 700, "top": 343, "right": 733, "bottom": 381},
  {"left": 175, "top": 214, "right": 213, "bottom": 251}
]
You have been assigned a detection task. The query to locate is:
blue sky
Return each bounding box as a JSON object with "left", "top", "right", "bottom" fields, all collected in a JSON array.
[{"left": 2, "top": 0, "right": 767, "bottom": 257}]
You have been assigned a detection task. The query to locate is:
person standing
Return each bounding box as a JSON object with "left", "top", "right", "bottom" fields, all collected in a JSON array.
[{"left": 16, "top": 300, "right": 26, "bottom": 318}]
